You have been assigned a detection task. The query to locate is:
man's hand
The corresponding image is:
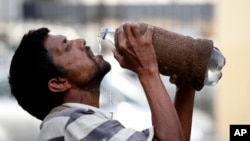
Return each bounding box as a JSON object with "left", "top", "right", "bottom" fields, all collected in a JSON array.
[
  {"left": 113, "top": 23, "right": 157, "bottom": 76},
  {"left": 113, "top": 22, "right": 185, "bottom": 141}
]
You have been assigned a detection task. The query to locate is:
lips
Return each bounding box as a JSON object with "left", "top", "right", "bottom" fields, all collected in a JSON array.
[{"left": 86, "top": 46, "right": 103, "bottom": 62}]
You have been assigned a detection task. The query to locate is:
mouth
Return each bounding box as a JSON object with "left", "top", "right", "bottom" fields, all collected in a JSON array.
[{"left": 86, "top": 46, "right": 103, "bottom": 61}]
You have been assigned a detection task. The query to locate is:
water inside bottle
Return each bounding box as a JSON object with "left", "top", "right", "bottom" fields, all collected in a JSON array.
[{"left": 204, "top": 47, "right": 226, "bottom": 85}]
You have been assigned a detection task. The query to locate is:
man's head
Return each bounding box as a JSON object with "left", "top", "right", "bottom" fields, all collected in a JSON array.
[{"left": 8, "top": 27, "right": 111, "bottom": 120}]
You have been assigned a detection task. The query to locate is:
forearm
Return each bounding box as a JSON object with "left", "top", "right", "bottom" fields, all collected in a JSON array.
[
  {"left": 113, "top": 23, "right": 184, "bottom": 140},
  {"left": 138, "top": 71, "right": 184, "bottom": 141},
  {"left": 174, "top": 86, "right": 195, "bottom": 141}
]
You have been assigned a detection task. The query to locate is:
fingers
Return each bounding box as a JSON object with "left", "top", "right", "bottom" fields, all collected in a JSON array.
[
  {"left": 115, "top": 25, "right": 127, "bottom": 51},
  {"left": 145, "top": 25, "right": 154, "bottom": 42},
  {"left": 131, "top": 23, "right": 141, "bottom": 39},
  {"left": 112, "top": 49, "right": 122, "bottom": 63},
  {"left": 169, "top": 74, "right": 194, "bottom": 89},
  {"left": 116, "top": 23, "right": 136, "bottom": 56},
  {"left": 123, "top": 23, "right": 136, "bottom": 45},
  {"left": 112, "top": 49, "right": 126, "bottom": 68},
  {"left": 123, "top": 23, "right": 153, "bottom": 44}
]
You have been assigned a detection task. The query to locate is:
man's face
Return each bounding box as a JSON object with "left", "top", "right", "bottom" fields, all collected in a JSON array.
[{"left": 44, "top": 34, "right": 111, "bottom": 88}]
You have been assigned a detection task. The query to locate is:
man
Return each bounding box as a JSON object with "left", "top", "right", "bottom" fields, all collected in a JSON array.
[{"left": 9, "top": 22, "right": 195, "bottom": 141}]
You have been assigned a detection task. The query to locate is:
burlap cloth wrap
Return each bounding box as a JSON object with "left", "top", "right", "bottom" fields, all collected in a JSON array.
[{"left": 115, "top": 23, "right": 213, "bottom": 90}]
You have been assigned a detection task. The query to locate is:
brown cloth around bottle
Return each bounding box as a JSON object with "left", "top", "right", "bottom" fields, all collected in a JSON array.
[{"left": 115, "top": 23, "right": 213, "bottom": 91}]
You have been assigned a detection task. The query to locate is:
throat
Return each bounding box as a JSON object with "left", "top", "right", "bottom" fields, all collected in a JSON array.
[
  {"left": 80, "top": 91, "right": 100, "bottom": 108},
  {"left": 64, "top": 88, "right": 100, "bottom": 108}
]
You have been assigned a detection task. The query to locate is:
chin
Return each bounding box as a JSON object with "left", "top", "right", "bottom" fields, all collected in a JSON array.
[
  {"left": 95, "top": 60, "right": 111, "bottom": 81},
  {"left": 101, "top": 60, "right": 111, "bottom": 75}
]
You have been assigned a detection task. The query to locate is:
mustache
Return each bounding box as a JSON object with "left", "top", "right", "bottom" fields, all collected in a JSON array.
[
  {"left": 85, "top": 46, "right": 95, "bottom": 61},
  {"left": 85, "top": 46, "right": 91, "bottom": 49}
]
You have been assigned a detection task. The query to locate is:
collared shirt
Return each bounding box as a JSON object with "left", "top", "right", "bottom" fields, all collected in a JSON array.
[{"left": 36, "top": 103, "right": 154, "bottom": 141}]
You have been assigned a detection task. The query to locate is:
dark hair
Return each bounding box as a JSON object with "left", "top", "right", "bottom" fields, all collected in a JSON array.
[{"left": 9, "top": 28, "right": 65, "bottom": 120}]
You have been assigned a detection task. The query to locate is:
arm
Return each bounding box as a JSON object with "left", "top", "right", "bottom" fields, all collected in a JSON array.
[
  {"left": 170, "top": 75, "right": 196, "bottom": 141},
  {"left": 113, "top": 23, "right": 184, "bottom": 141}
]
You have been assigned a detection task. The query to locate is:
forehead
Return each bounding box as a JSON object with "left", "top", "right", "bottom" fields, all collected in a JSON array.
[{"left": 44, "top": 34, "right": 65, "bottom": 50}]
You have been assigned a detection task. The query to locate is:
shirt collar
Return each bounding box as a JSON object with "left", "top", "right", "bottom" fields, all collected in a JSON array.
[{"left": 62, "top": 103, "right": 113, "bottom": 120}]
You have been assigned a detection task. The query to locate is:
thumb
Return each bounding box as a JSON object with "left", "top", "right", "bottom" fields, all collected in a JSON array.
[{"left": 112, "top": 49, "right": 124, "bottom": 65}]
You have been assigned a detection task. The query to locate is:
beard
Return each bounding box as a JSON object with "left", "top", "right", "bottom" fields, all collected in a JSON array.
[
  {"left": 92, "top": 59, "right": 111, "bottom": 82},
  {"left": 86, "top": 47, "right": 111, "bottom": 83},
  {"left": 77, "top": 57, "right": 111, "bottom": 89},
  {"left": 75, "top": 47, "right": 111, "bottom": 89}
]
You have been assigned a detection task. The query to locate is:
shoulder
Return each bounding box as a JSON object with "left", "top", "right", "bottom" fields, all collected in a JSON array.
[
  {"left": 41, "top": 106, "right": 95, "bottom": 128},
  {"left": 37, "top": 106, "right": 96, "bottom": 141}
]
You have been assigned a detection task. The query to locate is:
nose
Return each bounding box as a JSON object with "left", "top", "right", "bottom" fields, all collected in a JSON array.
[
  {"left": 75, "top": 39, "right": 86, "bottom": 50},
  {"left": 78, "top": 39, "right": 86, "bottom": 46}
]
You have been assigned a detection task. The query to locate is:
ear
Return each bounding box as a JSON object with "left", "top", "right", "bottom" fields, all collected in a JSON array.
[{"left": 48, "top": 77, "right": 71, "bottom": 92}]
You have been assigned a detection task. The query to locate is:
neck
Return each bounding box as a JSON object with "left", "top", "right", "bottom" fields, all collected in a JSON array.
[{"left": 63, "top": 83, "right": 101, "bottom": 108}]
